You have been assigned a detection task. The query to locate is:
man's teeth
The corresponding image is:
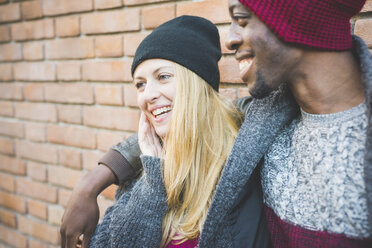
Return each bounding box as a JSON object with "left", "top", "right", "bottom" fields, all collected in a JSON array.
[
  {"left": 152, "top": 106, "right": 172, "bottom": 117},
  {"left": 239, "top": 59, "right": 253, "bottom": 70}
]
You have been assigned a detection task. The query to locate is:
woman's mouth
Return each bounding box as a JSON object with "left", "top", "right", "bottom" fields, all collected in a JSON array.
[{"left": 151, "top": 106, "right": 172, "bottom": 120}]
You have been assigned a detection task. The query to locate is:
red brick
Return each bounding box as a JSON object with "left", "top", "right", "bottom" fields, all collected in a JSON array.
[
  {"left": 21, "top": 0, "right": 43, "bottom": 20},
  {"left": 95, "top": 85, "right": 123, "bottom": 106},
  {"left": 14, "top": 62, "right": 55, "bottom": 81},
  {"left": 219, "top": 56, "right": 242, "bottom": 84},
  {"left": 29, "top": 238, "right": 50, "bottom": 248},
  {"left": 101, "top": 184, "right": 117, "bottom": 200},
  {"left": 123, "top": 84, "right": 138, "bottom": 107},
  {"left": 238, "top": 87, "right": 250, "bottom": 98},
  {"left": 0, "top": 225, "right": 27, "bottom": 248},
  {"left": 47, "top": 125, "right": 96, "bottom": 149},
  {"left": 220, "top": 87, "right": 238, "bottom": 101},
  {"left": 361, "top": 0, "right": 372, "bottom": 12},
  {"left": 0, "top": 83, "right": 22, "bottom": 100},
  {"left": 0, "top": 43, "right": 22, "bottom": 62},
  {"left": 15, "top": 102, "right": 57, "bottom": 122},
  {"left": 46, "top": 38, "right": 94, "bottom": 60},
  {"left": 43, "top": 0, "right": 93, "bottom": 16},
  {"left": 176, "top": 0, "right": 230, "bottom": 24},
  {"left": 16, "top": 140, "right": 58, "bottom": 164},
  {"left": 0, "top": 172, "right": 15, "bottom": 192},
  {"left": 28, "top": 199, "right": 47, "bottom": 220},
  {"left": 0, "top": 101, "right": 13, "bottom": 117},
  {"left": 0, "top": 190, "right": 26, "bottom": 213},
  {"left": 97, "top": 131, "right": 125, "bottom": 151},
  {"left": 81, "top": 9, "right": 140, "bottom": 34},
  {"left": 82, "top": 150, "right": 104, "bottom": 171},
  {"left": 18, "top": 215, "right": 60, "bottom": 244},
  {"left": 0, "top": 64, "right": 12, "bottom": 81},
  {"left": 95, "top": 0, "right": 123, "bottom": 9},
  {"left": 0, "top": 208, "right": 16, "bottom": 227},
  {"left": 84, "top": 106, "right": 140, "bottom": 131},
  {"left": 56, "top": 16, "right": 79, "bottom": 37},
  {"left": 11, "top": 19, "right": 54, "bottom": 41},
  {"left": 0, "top": 3, "right": 20, "bottom": 23},
  {"left": 0, "top": 25, "right": 10, "bottom": 43},
  {"left": 96, "top": 35, "right": 123, "bottom": 57},
  {"left": 27, "top": 161, "right": 47, "bottom": 182},
  {"left": 143, "top": 4, "right": 175, "bottom": 29},
  {"left": 48, "top": 165, "right": 84, "bottom": 189},
  {"left": 16, "top": 177, "right": 57, "bottom": 203},
  {"left": 44, "top": 83, "right": 93, "bottom": 104},
  {"left": 58, "top": 148, "right": 81, "bottom": 169},
  {"left": 219, "top": 26, "right": 234, "bottom": 55},
  {"left": 0, "top": 120, "right": 23, "bottom": 138},
  {"left": 82, "top": 60, "right": 132, "bottom": 82},
  {"left": 0, "top": 154, "right": 26, "bottom": 175},
  {"left": 24, "top": 83, "right": 44, "bottom": 101},
  {"left": 57, "top": 62, "right": 81, "bottom": 81},
  {"left": 25, "top": 122, "right": 46, "bottom": 142},
  {"left": 97, "top": 196, "right": 113, "bottom": 219},
  {"left": 48, "top": 205, "right": 64, "bottom": 225},
  {"left": 355, "top": 19, "right": 372, "bottom": 48},
  {"left": 123, "top": 33, "right": 147, "bottom": 56},
  {"left": 124, "top": 0, "right": 168, "bottom": 5},
  {"left": 58, "top": 188, "right": 72, "bottom": 207},
  {"left": 23, "top": 42, "right": 43, "bottom": 61},
  {"left": 0, "top": 137, "right": 14, "bottom": 155},
  {"left": 57, "top": 105, "right": 82, "bottom": 124}
]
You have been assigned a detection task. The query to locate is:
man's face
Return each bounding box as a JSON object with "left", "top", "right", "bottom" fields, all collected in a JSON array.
[{"left": 226, "top": 0, "right": 302, "bottom": 98}]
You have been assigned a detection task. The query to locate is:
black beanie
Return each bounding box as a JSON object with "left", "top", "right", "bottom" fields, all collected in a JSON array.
[{"left": 131, "top": 15, "right": 221, "bottom": 92}]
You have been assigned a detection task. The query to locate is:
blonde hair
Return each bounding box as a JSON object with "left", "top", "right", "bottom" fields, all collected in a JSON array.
[{"left": 160, "top": 63, "right": 242, "bottom": 246}]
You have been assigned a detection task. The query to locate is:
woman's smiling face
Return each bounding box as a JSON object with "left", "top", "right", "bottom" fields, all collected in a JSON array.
[{"left": 134, "top": 59, "right": 176, "bottom": 139}]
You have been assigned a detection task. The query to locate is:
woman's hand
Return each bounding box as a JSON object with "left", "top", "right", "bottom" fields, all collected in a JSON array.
[{"left": 138, "top": 112, "right": 162, "bottom": 157}]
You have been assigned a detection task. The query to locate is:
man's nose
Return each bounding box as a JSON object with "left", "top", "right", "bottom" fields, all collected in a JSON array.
[{"left": 225, "top": 26, "right": 242, "bottom": 51}]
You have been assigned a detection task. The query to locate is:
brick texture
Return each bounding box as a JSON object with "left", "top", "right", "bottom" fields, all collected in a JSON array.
[
  {"left": 0, "top": 1, "right": 369, "bottom": 247},
  {"left": 21, "top": 0, "right": 43, "bottom": 20},
  {"left": 0, "top": 3, "right": 20, "bottom": 23}
]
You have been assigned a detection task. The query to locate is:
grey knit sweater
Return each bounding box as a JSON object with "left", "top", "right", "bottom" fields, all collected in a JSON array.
[{"left": 90, "top": 36, "right": 372, "bottom": 248}]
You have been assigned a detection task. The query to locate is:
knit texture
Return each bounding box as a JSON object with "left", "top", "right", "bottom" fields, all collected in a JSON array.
[
  {"left": 239, "top": 0, "right": 366, "bottom": 50},
  {"left": 262, "top": 101, "right": 370, "bottom": 238},
  {"left": 131, "top": 15, "right": 221, "bottom": 91},
  {"left": 89, "top": 155, "right": 168, "bottom": 248}
]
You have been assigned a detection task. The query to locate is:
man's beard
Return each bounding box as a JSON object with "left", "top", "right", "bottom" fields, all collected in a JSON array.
[{"left": 249, "top": 71, "right": 273, "bottom": 99}]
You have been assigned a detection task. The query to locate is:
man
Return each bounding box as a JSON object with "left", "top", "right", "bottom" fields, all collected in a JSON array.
[
  {"left": 61, "top": 0, "right": 372, "bottom": 247},
  {"left": 224, "top": 0, "right": 371, "bottom": 246}
]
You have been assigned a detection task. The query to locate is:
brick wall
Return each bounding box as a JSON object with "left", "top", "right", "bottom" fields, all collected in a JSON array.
[{"left": 0, "top": 0, "right": 371, "bottom": 247}]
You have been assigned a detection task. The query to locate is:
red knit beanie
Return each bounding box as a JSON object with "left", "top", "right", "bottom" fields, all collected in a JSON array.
[{"left": 239, "top": 0, "right": 366, "bottom": 50}]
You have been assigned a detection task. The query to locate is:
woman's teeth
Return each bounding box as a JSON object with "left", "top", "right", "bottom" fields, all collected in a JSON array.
[{"left": 152, "top": 106, "right": 172, "bottom": 117}]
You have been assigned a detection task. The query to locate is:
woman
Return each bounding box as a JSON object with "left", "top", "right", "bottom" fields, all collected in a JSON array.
[{"left": 89, "top": 15, "right": 242, "bottom": 247}]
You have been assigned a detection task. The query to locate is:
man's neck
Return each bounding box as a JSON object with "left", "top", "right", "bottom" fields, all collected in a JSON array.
[{"left": 289, "top": 50, "right": 365, "bottom": 114}]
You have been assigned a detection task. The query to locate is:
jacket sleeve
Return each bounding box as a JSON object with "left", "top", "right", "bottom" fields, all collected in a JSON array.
[
  {"left": 98, "top": 134, "right": 143, "bottom": 184},
  {"left": 90, "top": 156, "right": 168, "bottom": 248},
  {"left": 234, "top": 96, "right": 253, "bottom": 116}
]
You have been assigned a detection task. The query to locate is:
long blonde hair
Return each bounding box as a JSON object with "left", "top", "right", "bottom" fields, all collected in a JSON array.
[{"left": 160, "top": 63, "right": 242, "bottom": 246}]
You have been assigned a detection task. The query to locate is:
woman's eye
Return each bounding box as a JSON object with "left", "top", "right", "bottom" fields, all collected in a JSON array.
[
  {"left": 135, "top": 82, "right": 145, "bottom": 90},
  {"left": 159, "top": 74, "right": 172, "bottom": 80}
]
